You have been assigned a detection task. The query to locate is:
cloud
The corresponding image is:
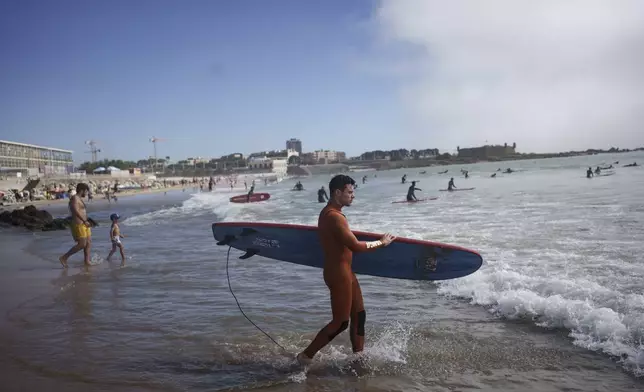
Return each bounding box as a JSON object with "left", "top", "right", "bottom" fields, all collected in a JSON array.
[{"left": 371, "top": 0, "right": 644, "bottom": 152}]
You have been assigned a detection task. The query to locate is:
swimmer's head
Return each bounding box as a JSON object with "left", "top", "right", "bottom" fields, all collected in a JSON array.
[
  {"left": 110, "top": 213, "right": 120, "bottom": 222},
  {"left": 329, "top": 174, "right": 355, "bottom": 207}
]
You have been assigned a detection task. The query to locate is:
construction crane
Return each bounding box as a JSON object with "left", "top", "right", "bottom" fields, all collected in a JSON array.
[
  {"left": 85, "top": 140, "right": 101, "bottom": 162},
  {"left": 149, "top": 137, "right": 165, "bottom": 172}
]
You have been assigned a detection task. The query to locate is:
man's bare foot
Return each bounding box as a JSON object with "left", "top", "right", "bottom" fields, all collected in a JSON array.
[{"left": 59, "top": 256, "right": 68, "bottom": 268}]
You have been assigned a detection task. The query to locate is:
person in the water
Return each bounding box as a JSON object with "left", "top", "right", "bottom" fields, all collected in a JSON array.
[
  {"left": 246, "top": 182, "right": 255, "bottom": 202},
  {"left": 406, "top": 181, "right": 422, "bottom": 201},
  {"left": 294, "top": 181, "right": 304, "bottom": 191},
  {"left": 448, "top": 177, "right": 456, "bottom": 191},
  {"left": 586, "top": 167, "right": 594, "bottom": 178},
  {"left": 401, "top": 174, "right": 407, "bottom": 184},
  {"left": 318, "top": 186, "right": 329, "bottom": 203},
  {"left": 594, "top": 166, "right": 601, "bottom": 175}
]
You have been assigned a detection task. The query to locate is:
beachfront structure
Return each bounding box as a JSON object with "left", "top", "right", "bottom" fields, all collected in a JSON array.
[
  {"left": 0, "top": 140, "right": 73, "bottom": 176},
  {"left": 246, "top": 150, "right": 292, "bottom": 176},
  {"left": 457, "top": 143, "right": 517, "bottom": 159},
  {"left": 312, "top": 149, "right": 346, "bottom": 164}
]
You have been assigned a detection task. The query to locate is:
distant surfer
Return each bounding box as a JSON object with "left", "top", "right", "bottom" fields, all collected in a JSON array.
[
  {"left": 317, "top": 186, "right": 328, "bottom": 203},
  {"left": 59, "top": 183, "right": 92, "bottom": 268},
  {"left": 246, "top": 182, "right": 255, "bottom": 202},
  {"left": 296, "top": 175, "right": 395, "bottom": 366},
  {"left": 401, "top": 174, "right": 407, "bottom": 184},
  {"left": 406, "top": 181, "right": 421, "bottom": 201},
  {"left": 448, "top": 177, "right": 456, "bottom": 191},
  {"left": 586, "top": 167, "right": 594, "bottom": 178},
  {"left": 293, "top": 181, "right": 304, "bottom": 191}
]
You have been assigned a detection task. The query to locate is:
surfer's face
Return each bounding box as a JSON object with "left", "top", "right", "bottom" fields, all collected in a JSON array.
[{"left": 337, "top": 184, "right": 355, "bottom": 207}]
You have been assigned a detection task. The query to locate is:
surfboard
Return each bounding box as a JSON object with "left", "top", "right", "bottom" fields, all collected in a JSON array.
[
  {"left": 391, "top": 197, "right": 438, "bottom": 204},
  {"left": 229, "top": 193, "right": 271, "bottom": 203},
  {"left": 212, "top": 222, "right": 483, "bottom": 281},
  {"left": 439, "top": 188, "right": 475, "bottom": 192},
  {"left": 585, "top": 172, "right": 615, "bottom": 178}
]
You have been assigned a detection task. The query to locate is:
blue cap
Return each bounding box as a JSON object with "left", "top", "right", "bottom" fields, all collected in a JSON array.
[{"left": 110, "top": 213, "right": 120, "bottom": 221}]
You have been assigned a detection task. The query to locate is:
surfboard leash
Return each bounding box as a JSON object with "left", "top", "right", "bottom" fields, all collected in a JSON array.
[{"left": 225, "top": 245, "right": 288, "bottom": 353}]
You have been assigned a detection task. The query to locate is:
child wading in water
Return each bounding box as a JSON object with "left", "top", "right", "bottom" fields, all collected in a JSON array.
[{"left": 107, "top": 213, "right": 126, "bottom": 264}]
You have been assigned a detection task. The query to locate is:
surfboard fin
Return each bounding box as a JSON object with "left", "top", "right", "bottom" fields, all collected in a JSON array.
[
  {"left": 239, "top": 249, "right": 259, "bottom": 260},
  {"left": 216, "top": 234, "right": 236, "bottom": 246}
]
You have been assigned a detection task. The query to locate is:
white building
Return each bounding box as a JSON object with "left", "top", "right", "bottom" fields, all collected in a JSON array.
[
  {"left": 271, "top": 157, "right": 287, "bottom": 176},
  {"left": 0, "top": 140, "right": 73, "bottom": 176},
  {"left": 247, "top": 157, "right": 273, "bottom": 170},
  {"left": 312, "top": 149, "right": 346, "bottom": 163},
  {"left": 247, "top": 155, "right": 288, "bottom": 176}
]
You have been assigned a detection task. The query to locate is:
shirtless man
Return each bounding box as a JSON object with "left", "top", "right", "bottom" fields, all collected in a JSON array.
[
  {"left": 59, "top": 183, "right": 93, "bottom": 268},
  {"left": 297, "top": 174, "right": 395, "bottom": 365}
]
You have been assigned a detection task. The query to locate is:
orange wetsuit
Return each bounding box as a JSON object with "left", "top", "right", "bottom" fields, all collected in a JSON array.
[{"left": 301, "top": 203, "right": 384, "bottom": 358}]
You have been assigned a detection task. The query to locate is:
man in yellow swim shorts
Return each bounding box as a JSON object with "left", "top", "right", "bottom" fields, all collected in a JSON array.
[{"left": 59, "top": 183, "right": 93, "bottom": 268}]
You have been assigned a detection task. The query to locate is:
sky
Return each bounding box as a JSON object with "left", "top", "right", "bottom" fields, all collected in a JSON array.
[{"left": 1, "top": 0, "right": 643, "bottom": 164}]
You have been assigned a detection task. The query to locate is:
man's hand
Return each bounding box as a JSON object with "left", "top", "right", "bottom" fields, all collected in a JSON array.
[{"left": 380, "top": 233, "right": 396, "bottom": 246}]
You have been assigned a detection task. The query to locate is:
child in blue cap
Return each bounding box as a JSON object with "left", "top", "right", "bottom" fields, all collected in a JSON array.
[{"left": 107, "top": 213, "right": 126, "bottom": 264}]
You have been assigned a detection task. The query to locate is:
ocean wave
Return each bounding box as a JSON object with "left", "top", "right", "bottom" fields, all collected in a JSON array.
[{"left": 436, "top": 262, "right": 644, "bottom": 376}]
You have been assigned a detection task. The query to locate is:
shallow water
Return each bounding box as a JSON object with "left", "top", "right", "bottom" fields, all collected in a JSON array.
[{"left": 2, "top": 152, "right": 644, "bottom": 391}]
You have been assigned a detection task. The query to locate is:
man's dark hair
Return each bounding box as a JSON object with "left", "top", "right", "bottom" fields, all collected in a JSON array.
[
  {"left": 329, "top": 175, "right": 355, "bottom": 195},
  {"left": 76, "top": 182, "right": 90, "bottom": 193}
]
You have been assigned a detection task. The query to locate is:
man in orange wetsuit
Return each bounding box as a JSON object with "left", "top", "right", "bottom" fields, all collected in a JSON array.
[{"left": 296, "top": 174, "right": 395, "bottom": 365}]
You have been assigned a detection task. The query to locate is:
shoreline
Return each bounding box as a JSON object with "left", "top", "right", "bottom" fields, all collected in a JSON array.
[
  {"left": 0, "top": 176, "right": 287, "bottom": 213},
  {"left": 0, "top": 185, "right": 186, "bottom": 212}
]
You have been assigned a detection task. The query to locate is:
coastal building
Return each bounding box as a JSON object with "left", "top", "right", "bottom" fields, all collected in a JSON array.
[
  {"left": 0, "top": 140, "right": 73, "bottom": 176},
  {"left": 247, "top": 155, "right": 288, "bottom": 176},
  {"left": 185, "top": 157, "right": 209, "bottom": 166},
  {"left": 312, "top": 149, "right": 346, "bottom": 164},
  {"left": 286, "top": 138, "right": 302, "bottom": 154},
  {"left": 457, "top": 143, "right": 516, "bottom": 159}
]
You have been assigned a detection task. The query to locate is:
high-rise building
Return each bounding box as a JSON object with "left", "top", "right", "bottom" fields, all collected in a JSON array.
[{"left": 286, "top": 138, "right": 302, "bottom": 154}]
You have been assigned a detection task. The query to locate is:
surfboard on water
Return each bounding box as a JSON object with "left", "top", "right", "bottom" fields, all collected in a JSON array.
[
  {"left": 229, "top": 193, "right": 271, "bottom": 203},
  {"left": 439, "top": 188, "right": 475, "bottom": 192},
  {"left": 586, "top": 172, "right": 615, "bottom": 177},
  {"left": 212, "top": 222, "right": 483, "bottom": 281},
  {"left": 391, "top": 197, "right": 438, "bottom": 204}
]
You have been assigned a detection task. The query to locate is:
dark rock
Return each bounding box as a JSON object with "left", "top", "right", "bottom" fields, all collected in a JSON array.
[
  {"left": 0, "top": 211, "right": 11, "bottom": 224},
  {"left": 0, "top": 204, "right": 93, "bottom": 232}
]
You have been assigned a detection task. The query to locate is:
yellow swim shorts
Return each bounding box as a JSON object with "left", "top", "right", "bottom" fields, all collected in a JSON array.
[{"left": 70, "top": 223, "right": 91, "bottom": 241}]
